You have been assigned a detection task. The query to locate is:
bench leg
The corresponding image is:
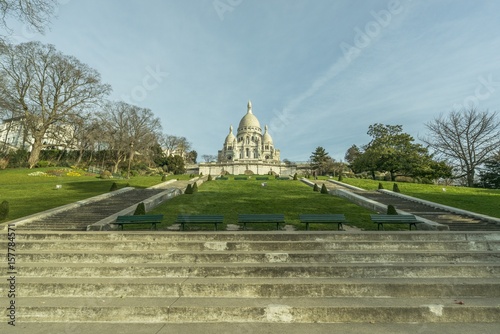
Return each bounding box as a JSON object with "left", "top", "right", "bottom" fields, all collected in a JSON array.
[
  {"left": 214, "top": 223, "right": 217, "bottom": 231},
  {"left": 378, "top": 223, "right": 384, "bottom": 231},
  {"left": 306, "top": 223, "right": 309, "bottom": 231},
  {"left": 410, "top": 223, "right": 416, "bottom": 230},
  {"left": 152, "top": 223, "right": 157, "bottom": 231},
  {"left": 338, "top": 222, "right": 343, "bottom": 231}
]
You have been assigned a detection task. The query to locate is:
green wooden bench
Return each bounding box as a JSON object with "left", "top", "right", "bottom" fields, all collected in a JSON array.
[
  {"left": 299, "top": 214, "right": 346, "bottom": 230},
  {"left": 370, "top": 214, "right": 420, "bottom": 230},
  {"left": 238, "top": 214, "right": 285, "bottom": 230},
  {"left": 114, "top": 214, "right": 163, "bottom": 230},
  {"left": 175, "top": 214, "right": 224, "bottom": 231},
  {"left": 256, "top": 176, "right": 269, "bottom": 180}
]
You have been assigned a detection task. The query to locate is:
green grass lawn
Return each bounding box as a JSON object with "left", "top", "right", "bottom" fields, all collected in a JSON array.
[
  {"left": 340, "top": 178, "right": 500, "bottom": 218},
  {"left": 149, "top": 178, "right": 378, "bottom": 231},
  {"left": 0, "top": 167, "right": 173, "bottom": 223}
]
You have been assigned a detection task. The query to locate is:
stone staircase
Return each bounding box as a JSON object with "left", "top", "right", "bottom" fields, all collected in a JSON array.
[
  {"left": 14, "top": 189, "right": 166, "bottom": 231},
  {"left": 2, "top": 231, "right": 500, "bottom": 332}
]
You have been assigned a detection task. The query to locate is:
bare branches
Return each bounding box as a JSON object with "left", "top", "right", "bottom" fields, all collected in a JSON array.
[
  {"left": 422, "top": 107, "right": 500, "bottom": 186},
  {"left": 0, "top": 0, "right": 57, "bottom": 42},
  {"left": 0, "top": 41, "right": 111, "bottom": 167}
]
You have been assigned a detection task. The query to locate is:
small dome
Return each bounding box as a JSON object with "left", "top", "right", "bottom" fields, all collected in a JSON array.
[
  {"left": 225, "top": 125, "right": 236, "bottom": 144},
  {"left": 263, "top": 125, "right": 273, "bottom": 144},
  {"left": 238, "top": 100, "right": 261, "bottom": 132}
]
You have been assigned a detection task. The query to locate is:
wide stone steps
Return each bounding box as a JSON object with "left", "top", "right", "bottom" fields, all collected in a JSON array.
[
  {"left": 12, "top": 250, "right": 500, "bottom": 264},
  {"left": 8, "top": 277, "right": 500, "bottom": 298},
  {"left": 12, "top": 297, "right": 500, "bottom": 323},
  {"left": 15, "top": 189, "right": 165, "bottom": 231},
  {"left": 3, "top": 231, "right": 499, "bottom": 328}
]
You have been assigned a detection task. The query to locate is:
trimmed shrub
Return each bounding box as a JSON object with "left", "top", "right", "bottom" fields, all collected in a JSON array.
[
  {"left": 0, "top": 200, "right": 9, "bottom": 220},
  {"left": 185, "top": 184, "right": 193, "bottom": 194},
  {"left": 387, "top": 204, "right": 398, "bottom": 215},
  {"left": 192, "top": 182, "right": 198, "bottom": 193},
  {"left": 378, "top": 182, "right": 384, "bottom": 190},
  {"left": 338, "top": 174, "right": 343, "bottom": 181},
  {"left": 293, "top": 173, "right": 298, "bottom": 180},
  {"left": 313, "top": 183, "right": 320, "bottom": 192},
  {"left": 134, "top": 202, "right": 146, "bottom": 215},
  {"left": 393, "top": 183, "right": 401, "bottom": 193},
  {"left": 109, "top": 182, "right": 118, "bottom": 192},
  {"left": 320, "top": 184, "right": 329, "bottom": 194},
  {"left": 207, "top": 174, "right": 213, "bottom": 181},
  {"left": 161, "top": 174, "right": 167, "bottom": 182},
  {"left": 100, "top": 171, "right": 112, "bottom": 179}
]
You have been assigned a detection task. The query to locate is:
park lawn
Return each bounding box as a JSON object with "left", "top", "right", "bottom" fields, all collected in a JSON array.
[
  {"left": 340, "top": 178, "right": 500, "bottom": 218},
  {"left": 0, "top": 168, "right": 173, "bottom": 223},
  {"left": 150, "top": 178, "right": 381, "bottom": 231}
]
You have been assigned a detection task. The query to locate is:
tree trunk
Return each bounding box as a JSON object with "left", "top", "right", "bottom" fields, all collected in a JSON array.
[
  {"left": 467, "top": 170, "right": 475, "bottom": 187},
  {"left": 28, "top": 138, "right": 44, "bottom": 168}
]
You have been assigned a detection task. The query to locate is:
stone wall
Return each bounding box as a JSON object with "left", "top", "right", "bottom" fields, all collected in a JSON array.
[{"left": 199, "top": 162, "right": 296, "bottom": 176}]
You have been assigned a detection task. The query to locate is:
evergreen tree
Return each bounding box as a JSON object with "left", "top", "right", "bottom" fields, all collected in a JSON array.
[{"left": 310, "top": 146, "right": 332, "bottom": 176}]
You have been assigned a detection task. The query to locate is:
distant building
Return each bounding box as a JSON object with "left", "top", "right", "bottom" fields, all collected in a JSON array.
[{"left": 200, "top": 101, "right": 295, "bottom": 176}]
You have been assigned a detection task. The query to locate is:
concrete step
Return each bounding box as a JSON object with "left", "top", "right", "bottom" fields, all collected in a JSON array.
[
  {"left": 13, "top": 297, "right": 500, "bottom": 323},
  {"left": 13, "top": 250, "right": 500, "bottom": 264},
  {"left": 8, "top": 240, "right": 499, "bottom": 252},
  {"left": 13, "top": 262, "right": 500, "bottom": 278},
  {"left": 5, "top": 277, "right": 500, "bottom": 298},
  {"left": 4, "top": 322, "right": 500, "bottom": 334},
  {"left": 14, "top": 231, "right": 500, "bottom": 242}
]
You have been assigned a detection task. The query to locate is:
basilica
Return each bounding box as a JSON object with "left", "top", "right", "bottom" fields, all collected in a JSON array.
[
  {"left": 199, "top": 101, "right": 295, "bottom": 176},
  {"left": 218, "top": 100, "right": 280, "bottom": 163}
]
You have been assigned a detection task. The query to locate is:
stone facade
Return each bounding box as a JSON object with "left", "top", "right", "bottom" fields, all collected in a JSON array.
[{"left": 199, "top": 101, "right": 295, "bottom": 176}]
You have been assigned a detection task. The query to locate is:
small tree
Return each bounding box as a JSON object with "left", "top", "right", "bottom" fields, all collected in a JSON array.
[
  {"left": 320, "top": 184, "right": 329, "bottom": 194},
  {"left": 133, "top": 202, "right": 146, "bottom": 215},
  {"left": 313, "top": 183, "right": 320, "bottom": 192},
  {"left": 387, "top": 204, "right": 398, "bottom": 215},
  {"left": 0, "top": 200, "right": 9, "bottom": 220},
  {"left": 109, "top": 182, "right": 118, "bottom": 191},
  {"left": 393, "top": 183, "right": 400, "bottom": 193}
]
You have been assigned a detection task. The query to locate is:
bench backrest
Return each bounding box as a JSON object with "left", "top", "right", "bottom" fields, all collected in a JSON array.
[
  {"left": 176, "top": 215, "right": 224, "bottom": 222},
  {"left": 300, "top": 214, "right": 346, "bottom": 221},
  {"left": 116, "top": 215, "right": 164, "bottom": 222},
  {"left": 370, "top": 214, "right": 417, "bottom": 222},
  {"left": 238, "top": 214, "right": 285, "bottom": 222}
]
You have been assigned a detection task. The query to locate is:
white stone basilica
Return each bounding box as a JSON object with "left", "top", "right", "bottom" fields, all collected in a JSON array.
[
  {"left": 199, "top": 100, "right": 295, "bottom": 176},
  {"left": 218, "top": 100, "right": 280, "bottom": 163}
]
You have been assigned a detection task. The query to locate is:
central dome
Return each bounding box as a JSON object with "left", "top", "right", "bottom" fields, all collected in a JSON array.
[{"left": 237, "top": 100, "right": 261, "bottom": 132}]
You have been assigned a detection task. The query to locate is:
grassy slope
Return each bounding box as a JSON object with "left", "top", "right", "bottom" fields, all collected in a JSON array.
[
  {"left": 150, "top": 178, "right": 378, "bottom": 231},
  {"left": 340, "top": 178, "right": 500, "bottom": 218},
  {"left": 0, "top": 168, "right": 171, "bottom": 222}
]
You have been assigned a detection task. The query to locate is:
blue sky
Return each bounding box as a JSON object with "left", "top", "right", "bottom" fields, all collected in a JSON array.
[{"left": 9, "top": 0, "right": 500, "bottom": 162}]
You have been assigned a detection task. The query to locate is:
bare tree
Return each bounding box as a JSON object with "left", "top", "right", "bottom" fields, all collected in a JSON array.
[
  {"left": 160, "top": 134, "right": 191, "bottom": 158},
  {"left": 0, "top": 41, "right": 111, "bottom": 168},
  {"left": 0, "top": 0, "right": 57, "bottom": 43},
  {"left": 422, "top": 107, "right": 500, "bottom": 187},
  {"left": 99, "top": 101, "right": 161, "bottom": 176}
]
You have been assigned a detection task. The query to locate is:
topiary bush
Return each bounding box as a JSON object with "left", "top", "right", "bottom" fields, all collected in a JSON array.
[
  {"left": 393, "top": 183, "right": 400, "bottom": 193},
  {"left": 293, "top": 173, "right": 298, "bottom": 180},
  {"left": 192, "top": 182, "right": 198, "bottom": 193},
  {"left": 161, "top": 174, "right": 167, "bottom": 182},
  {"left": 338, "top": 174, "right": 343, "bottom": 181},
  {"left": 109, "top": 182, "right": 118, "bottom": 191},
  {"left": 100, "top": 171, "right": 112, "bottom": 179},
  {"left": 185, "top": 184, "right": 193, "bottom": 194},
  {"left": 387, "top": 204, "right": 398, "bottom": 215},
  {"left": 207, "top": 174, "right": 213, "bottom": 181},
  {"left": 378, "top": 182, "right": 384, "bottom": 190},
  {"left": 313, "top": 183, "right": 319, "bottom": 192},
  {"left": 0, "top": 200, "right": 9, "bottom": 220},
  {"left": 134, "top": 202, "right": 146, "bottom": 215},
  {"left": 320, "top": 184, "right": 329, "bottom": 194}
]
